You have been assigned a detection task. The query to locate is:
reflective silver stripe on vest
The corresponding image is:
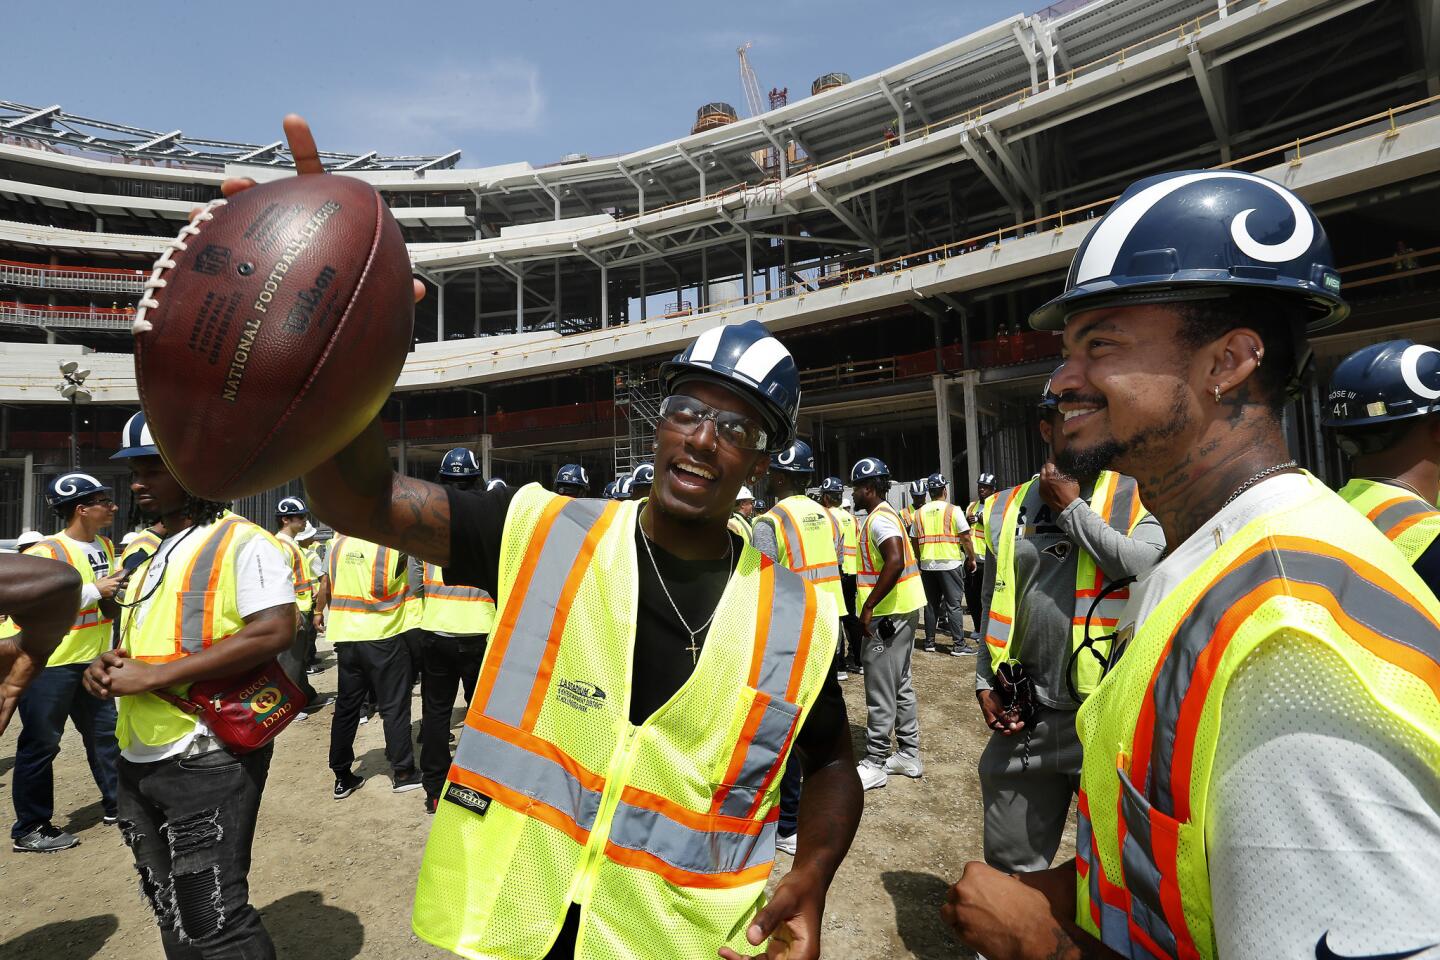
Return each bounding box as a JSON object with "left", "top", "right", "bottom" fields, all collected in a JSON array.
[
  {"left": 751, "top": 564, "right": 808, "bottom": 699},
  {"left": 1078, "top": 803, "right": 1139, "bottom": 958},
  {"left": 1105, "top": 475, "right": 1140, "bottom": 531},
  {"left": 371, "top": 545, "right": 392, "bottom": 598},
  {"left": 451, "top": 723, "right": 602, "bottom": 833},
  {"left": 1146, "top": 546, "right": 1440, "bottom": 815},
  {"left": 1118, "top": 773, "right": 1179, "bottom": 958},
  {"left": 607, "top": 800, "right": 776, "bottom": 877},
  {"left": 328, "top": 594, "right": 409, "bottom": 613},
  {"left": 482, "top": 498, "right": 608, "bottom": 728},
  {"left": 714, "top": 695, "right": 801, "bottom": 818},
  {"left": 1371, "top": 498, "right": 1437, "bottom": 540},
  {"left": 423, "top": 563, "right": 492, "bottom": 601},
  {"left": 178, "top": 516, "right": 246, "bottom": 650},
  {"left": 984, "top": 616, "right": 1012, "bottom": 646}
]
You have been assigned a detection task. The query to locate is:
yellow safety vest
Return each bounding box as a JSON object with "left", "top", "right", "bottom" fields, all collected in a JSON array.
[
  {"left": 5, "top": 533, "right": 116, "bottom": 666},
  {"left": 828, "top": 506, "right": 858, "bottom": 575},
  {"left": 120, "top": 529, "right": 163, "bottom": 569},
  {"left": 915, "top": 500, "right": 967, "bottom": 563},
  {"left": 758, "top": 495, "right": 845, "bottom": 617},
  {"left": 118, "top": 513, "right": 286, "bottom": 749},
  {"left": 984, "top": 471, "right": 1146, "bottom": 697},
  {"left": 727, "top": 513, "right": 752, "bottom": 542},
  {"left": 966, "top": 500, "right": 987, "bottom": 560},
  {"left": 857, "top": 503, "right": 926, "bottom": 616},
  {"left": 412, "top": 485, "right": 835, "bottom": 960},
  {"left": 900, "top": 503, "right": 921, "bottom": 535},
  {"left": 326, "top": 535, "right": 411, "bottom": 642},
  {"left": 1074, "top": 474, "right": 1440, "bottom": 960},
  {"left": 277, "top": 535, "right": 315, "bottom": 614},
  {"left": 419, "top": 560, "right": 496, "bottom": 636},
  {"left": 1337, "top": 478, "right": 1440, "bottom": 567}
]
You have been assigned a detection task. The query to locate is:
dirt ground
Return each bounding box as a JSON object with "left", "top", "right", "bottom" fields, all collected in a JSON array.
[{"left": 0, "top": 627, "right": 1073, "bottom": 959}]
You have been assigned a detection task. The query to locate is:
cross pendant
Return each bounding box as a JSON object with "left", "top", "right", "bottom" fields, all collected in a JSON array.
[{"left": 687, "top": 632, "right": 701, "bottom": 665}]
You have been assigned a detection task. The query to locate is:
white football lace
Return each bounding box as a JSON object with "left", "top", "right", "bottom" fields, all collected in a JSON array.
[{"left": 131, "top": 197, "right": 228, "bottom": 335}]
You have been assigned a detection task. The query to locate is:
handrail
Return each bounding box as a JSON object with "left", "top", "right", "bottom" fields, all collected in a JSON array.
[
  {"left": 0, "top": 301, "right": 135, "bottom": 330},
  {"left": 0, "top": 257, "right": 146, "bottom": 295}
]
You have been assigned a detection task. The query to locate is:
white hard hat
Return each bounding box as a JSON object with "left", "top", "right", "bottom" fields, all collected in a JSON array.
[
  {"left": 16, "top": 530, "right": 43, "bottom": 550},
  {"left": 297, "top": 523, "right": 318, "bottom": 542},
  {"left": 120, "top": 531, "right": 140, "bottom": 547},
  {"left": 736, "top": 486, "right": 754, "bottom": 502}
]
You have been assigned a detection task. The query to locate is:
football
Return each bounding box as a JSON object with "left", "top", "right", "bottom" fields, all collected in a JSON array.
[{"left": 132, "top": 174, "right": 414, "bottom": 501}]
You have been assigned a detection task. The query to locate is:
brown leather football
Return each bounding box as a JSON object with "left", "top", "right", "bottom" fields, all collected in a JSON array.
[{"left": 133, "top": 174, "right": 413, "bottom": 501}]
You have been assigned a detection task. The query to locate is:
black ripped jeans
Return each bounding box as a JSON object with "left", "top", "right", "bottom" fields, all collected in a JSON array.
[{"left": 117, "top": 744, "right": 275, "bottom": 960}]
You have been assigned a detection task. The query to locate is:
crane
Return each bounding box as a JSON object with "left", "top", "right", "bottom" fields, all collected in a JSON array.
[{"left": 737, "top": 42, "right": 765, "bottom": 118}]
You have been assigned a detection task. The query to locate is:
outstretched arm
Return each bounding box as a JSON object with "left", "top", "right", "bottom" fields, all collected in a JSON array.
[{"left": 0, "top": 554, "right": 83, "bottom": 732}]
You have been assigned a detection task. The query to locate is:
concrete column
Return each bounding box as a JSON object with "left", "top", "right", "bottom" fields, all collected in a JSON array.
[
  {"left": 474, "top": 269, "right": 482, "bottom": 337},
  {"left": 933, "top": 374, "right": 953, "bottom": 482},
  {"left": 743, "top": 243, "right": 754, "bottom": 300},
  {"left": 516, "top": 271, "right": 525, "bottom": 334},
  {"left": 962, "top": 370, "right": 981, "bottom": 502},
  {"left": 639, "top": 262, "right": 647, "bottom": 321},
  {"left": 480, "top": 433, "right": 493, "bottom": 478},
  {"left": 600, "top": 265, "right": 609, "bottom": 329},
  {"left": 396, "top": 399, "right": 408, "bottom": 475},
  {"left": 435, "top": 278, "right": 446, "bottom": 342}
]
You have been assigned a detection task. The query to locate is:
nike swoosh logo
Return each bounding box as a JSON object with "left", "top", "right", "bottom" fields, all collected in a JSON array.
[{"left": 1316, "top": 932, "right": 1439, "bottom": 960}]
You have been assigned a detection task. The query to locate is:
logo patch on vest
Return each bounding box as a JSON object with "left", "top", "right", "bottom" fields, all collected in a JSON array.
[
  {"left": 1042, "top": 541, "right": 1073, "bottom": 562},
  {"left": 556, "top": 679, "right": 607, "bottom": 714},
  {"left": 443, "top": 784, "right": 492, "bottom": 817}
]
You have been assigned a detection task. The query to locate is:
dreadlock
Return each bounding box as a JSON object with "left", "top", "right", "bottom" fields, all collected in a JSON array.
[{"left": 129, "top": 495, "right": 230, "bottom": 530}]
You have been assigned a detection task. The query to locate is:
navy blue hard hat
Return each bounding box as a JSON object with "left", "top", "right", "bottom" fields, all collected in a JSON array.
[
  {"left": 485, "top": 477, "right": 506, "bottom": 492},
  {"left": 770, "top": 439, "right": 815, "bottom": 474},
  {"left": 111, "top": 411, "right": 159, "bottom": 459},
  {"left": 276, "top": 496, "right": 307, "bottom": 516},
  {"left": 602, "top": 479, "right": 617, "bottom": 499},
  {"left": 820, "top": 476, "right": 844, "bottom": 494},
  {"left": 46, "top": 472, "right": 112, "bottom": 509},
  {"left": 660, "top": 320, "right": 801, "bottom": 450},
  {"left": 439, "top": 448, "right": 482, "bottom": 479},
  {"left": 1323, "top": 339, "right": 1440, "bottom": 437},
  {"left": 555, "top": 464, "right": 589, "bottom": 491},
  {"left": 851, "top": 457, "right": 890, "bottom": 483},
  {"left": 908, "top": 479, "right": 927, "bottom": 498},
  {"left": 927, "top": 472, "right": 948, "bottom": 490},
  {"left": 616, "top": 475, "right": 634, "bottom": 498},
  {"left": 977, "top": 472, "right": 997, "bottom": 488},
  {"left": 632, "top": 463, "right": 655, "bottom": 486},
  {"left": 1031, "top": 171, "right": 1347, "bottom": 332}
]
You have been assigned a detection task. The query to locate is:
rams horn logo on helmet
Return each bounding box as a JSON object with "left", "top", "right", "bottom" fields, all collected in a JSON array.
[{"left": 1401, "top": 344, "right": 1440, "bottom": 401}]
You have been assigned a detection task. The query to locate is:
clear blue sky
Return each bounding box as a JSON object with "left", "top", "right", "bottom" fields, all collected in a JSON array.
[{"left": 6, "top": 0, "right": 1025, "bottom": 168}]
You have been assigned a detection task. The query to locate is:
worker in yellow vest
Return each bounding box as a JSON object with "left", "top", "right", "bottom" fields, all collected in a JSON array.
[
  {"left": 84, "top": 416, "right": 295, "bottom": 957},
  {"left": 413, "top": 448, "right": 498, "bottom": 815},
  {"left": 914, "top": 473, "right": 978, "bottom": 656},
  {"left": 963, "top": 471, "right": 996, "bottom": 644},
  {"left": 974, "top": 375, "right": 1163, "bottom": 873},
  {"left": 819, "top": 475, "right": 862, "bottom": 673},
  {"left": 728, "top": 483, "right": 756, "bottom": 540},
  {"left": 850, "top": 456, "right": 928, "bottom": 791},
  {"left": 947, "top": 172, "right": 1440, "bottom": 958},
  {"left": 274, "top": 496, "right": 329, "bottom": 716},
  {"left": 296, "top": 524, "right": 328, "bottom": 676},
  {"left": 752, "top": 439, "right": 845, "bottom": 858},
  {"left": 7, "top": 472, "right": 124, "bottom": 853},
  {"left": 301, "top": 315, "right": 859, "bottom": 960},
  {"left": 322, "top": 532, "right": 421, "bottom": 798},
  {"left": 1322, "top": 339, "right": 1440, "bottom": 595},
  {"left": 900, "top": 479, "right": 926, "bottom": 542}
]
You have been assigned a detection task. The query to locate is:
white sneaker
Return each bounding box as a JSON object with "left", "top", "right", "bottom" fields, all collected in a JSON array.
[
  {"left": 358, "top": 715, "right": 369, "bottom": 725},
  {"left": 836, "top": 669, "right": 849, "bottom": 681},
  {"left": 774, "top": 832, "right": 797, "bottom": 856},
  {"left": 884, "top": 750, "right": 924, "bottom": 779},
  {"left": 856, "top": 761, "right": 889, "bottom": 791}
]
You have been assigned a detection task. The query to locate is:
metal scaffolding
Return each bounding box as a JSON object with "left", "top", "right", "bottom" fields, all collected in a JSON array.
[{"left": 612, "top": 364, "right": 663, "bottom": 478}]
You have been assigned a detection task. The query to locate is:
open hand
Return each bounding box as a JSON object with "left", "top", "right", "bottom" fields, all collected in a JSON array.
[{"left": 718, "top": 867, "right": 825, "bottom": 960}]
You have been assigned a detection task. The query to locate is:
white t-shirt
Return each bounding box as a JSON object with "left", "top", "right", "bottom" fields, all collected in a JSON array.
[
  {"left": 1119, "top": 473, "right": 1440, "bottom": 959},
  {"left": 866, "top": 511, "right": 904, "bottom": 546},
  {"left": 48, "top": 531, "right": 113, "bottom": 606},
  {"left": 122, "top": 521, "right": 295, "bottom": 763},
  {"left": 915, "top": 502, "right": 970, "bottom": 572}
]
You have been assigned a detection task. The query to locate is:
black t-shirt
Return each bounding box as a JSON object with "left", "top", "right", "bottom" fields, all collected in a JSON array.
[{"left": 445, "top": 485, "right": 848, "bottom": 959}]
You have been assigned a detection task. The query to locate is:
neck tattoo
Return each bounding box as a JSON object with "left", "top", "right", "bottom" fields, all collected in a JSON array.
[{"left": 640, "top": 527, "right": 734, "bottom": 665}]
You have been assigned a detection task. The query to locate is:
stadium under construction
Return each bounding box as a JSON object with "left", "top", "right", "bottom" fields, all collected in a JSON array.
[{"left": 0, "top": 0, "right": 1438, "bottom": 532}]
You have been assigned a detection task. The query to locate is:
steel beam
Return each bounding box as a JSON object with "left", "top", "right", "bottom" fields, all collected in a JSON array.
[
  {"left": 616, "top": 163, "right": 646, "bottom": 215},
  {"left": 1187, "top": 44, "right": 1233, "bottom": 160},
  {"left": 336, "top": 151, "right": 377, "bottom": 171},
  {"left": 674, "top": 145, "right": 708, "bottom": 198},
  {"left": 959, "top": 131, "right": 1024, "bottom": 216},
  {"left": 2, "top": 104, "right": 61, "bottom": 129},
  {"left": 415, "top": 150, "right": 462, "bottom": 171},
  {"left": 809, "top": 185, "right": 879, "bottom": 250},
  {"left": 878, "top": 79, "right": 909, "bottom": 142},
  {"left": 235, "top": 140, "right": 282, "bottom": 163},
  {"left": 134, "top": 130, "right": 182, "bottom": 152},
  {"left": 980, "top": 126, "right": 1040, "bottom": 205}
]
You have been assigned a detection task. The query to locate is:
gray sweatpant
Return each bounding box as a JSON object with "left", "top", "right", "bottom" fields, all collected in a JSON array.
[
  {"left": 978, "top": 703, "right": 1082, "bottom": 872},
  {"left": 860, "top": 611, "right": 920, "bottom": 764},
  {"left": 921, "top": 566, "right": 968, "bottom": 643}
]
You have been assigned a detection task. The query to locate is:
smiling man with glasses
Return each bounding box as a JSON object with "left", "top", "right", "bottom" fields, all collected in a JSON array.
[
  {"left": 5, "top": 472, "right": 125, "bottom": 853},
  {"left": 302, "top": 316, "right": 862, "bottom": 960}
]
